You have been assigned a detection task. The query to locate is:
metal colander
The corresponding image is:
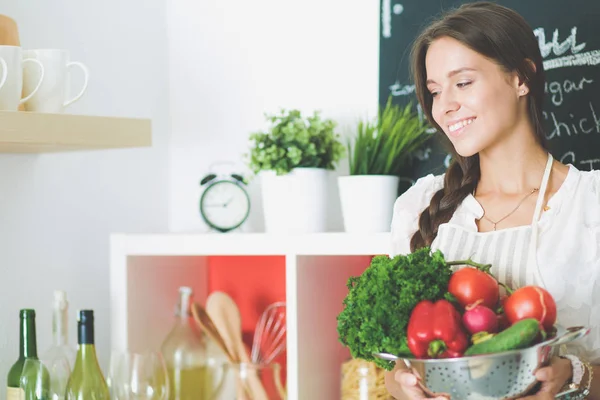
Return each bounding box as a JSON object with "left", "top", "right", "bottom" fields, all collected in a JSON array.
[{"left": 375, "top": 326, "right": 589, "bottom": 399}]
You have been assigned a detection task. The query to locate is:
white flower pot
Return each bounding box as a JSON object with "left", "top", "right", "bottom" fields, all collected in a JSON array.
[
  {"left": 338, "top": 175, "right": 400, "bottom": 233},
  {"left": 260, "top": 167, "right": 328, "bottom": 234}
]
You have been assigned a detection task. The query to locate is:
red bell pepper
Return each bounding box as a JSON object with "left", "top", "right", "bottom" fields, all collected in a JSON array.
[{"left": 407, "top": 299, "right": 468, "bottom": 359}]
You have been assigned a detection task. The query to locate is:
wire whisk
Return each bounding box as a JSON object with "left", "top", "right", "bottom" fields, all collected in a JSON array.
[{"left": 251, "top": 302, "right": 287, "bottom": 365}]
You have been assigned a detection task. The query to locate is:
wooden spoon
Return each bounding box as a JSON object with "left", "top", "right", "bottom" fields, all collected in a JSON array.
[
  {"left": 206, "top": 291, "right": 269, "bottom": 400},
  {"left": 192, "top": 302, "right": 243, "bottom": 399},
  {"left": 191, "top": 302, "right": 235, "bottom": 362},
  {"left": 0, "top": 15, "right": 19, "bottom": 45}
]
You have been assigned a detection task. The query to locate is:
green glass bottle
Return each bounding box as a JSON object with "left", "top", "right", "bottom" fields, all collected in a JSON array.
[
  {"left": 65, "top": 310, "right": 109, "bottom": 400},
  {"left": 7, "top": 309, "right": 48, "bottom": 400}
]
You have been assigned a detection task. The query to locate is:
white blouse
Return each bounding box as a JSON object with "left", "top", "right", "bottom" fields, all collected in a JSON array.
[{"left": 390, "top": 163, "right": 600, "bottom": 362}]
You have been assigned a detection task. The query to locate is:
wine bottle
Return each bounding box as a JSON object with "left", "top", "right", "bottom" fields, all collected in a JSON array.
[
  {"left": 65, "top": 310, "right": 110, "bottom": 400},
  {"left": 6, "top": 309, "right": 49, "bottom": 400},
  {"left": 161, "top": 287, "right": 211, "bottom": 400},
  {"left": 42, "top": 290, "right": 76, "bottom": 368}
]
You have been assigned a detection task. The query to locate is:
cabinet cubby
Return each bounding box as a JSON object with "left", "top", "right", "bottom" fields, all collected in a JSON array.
[{"left": 109, "top": 232, "right": 391, "bottom": 400}]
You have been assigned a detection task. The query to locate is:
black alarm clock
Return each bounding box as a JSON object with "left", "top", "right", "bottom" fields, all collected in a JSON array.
[{"left": 199, "top": 170, "right": 251, "bottom": 233}]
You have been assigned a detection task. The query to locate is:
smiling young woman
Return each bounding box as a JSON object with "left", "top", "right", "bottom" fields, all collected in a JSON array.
[{"left": 385, "top": 2, "right": 600, "bottom": 399}]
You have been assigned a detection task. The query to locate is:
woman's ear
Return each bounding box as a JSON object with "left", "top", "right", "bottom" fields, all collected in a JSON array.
[
  {"left": 517, "top": 83, "right": 529, "bottom": 97},
  {"left": 513, "top": 73, "right": 529, "bottom": 97},
  {"left": 516, "top": 58, "right": 536, "bottom": 97}
]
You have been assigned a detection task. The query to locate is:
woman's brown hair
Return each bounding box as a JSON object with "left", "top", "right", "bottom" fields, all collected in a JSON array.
[{"left": 409, "top": 1, "right": 549, "bottom": 252}]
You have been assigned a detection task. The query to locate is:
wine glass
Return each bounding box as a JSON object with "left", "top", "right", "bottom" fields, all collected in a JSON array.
[
  {"left": 19, "top": 358, "right": 50, "bottom": 400},
  {"left": 111, "top": 351, "right": 169, "bottom": 400},
  {"left": 108, "top": 350, "right": 130, "bottom": 399}
]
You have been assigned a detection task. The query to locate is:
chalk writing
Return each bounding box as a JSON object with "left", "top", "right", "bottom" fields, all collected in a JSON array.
[
  {"left": 560, "top": 151, "right": 576, "bottom": 165},
  {"left": 444, "top": 154, "right": 452, "bottom": 169},
  {"left": 580, "top": 158, "right": 600, "bottom": 170},
  {"left": 543, "top": 50, "right": 600, "bottom": 70},
  {"left": 393, "top": 4, "right": 404, "bottom": 14},
  {"left": 382, "top": 0, "right": 392, "bottom": 38},
  {"left": 534, "top": 27, "right": 586, "bottom": 58},
  {"left": 531, "top": 27, "right": 599, "bottom": 70},
  {"left": 545, "top": 77, "right": 594, "bottom": 106},
  {"left": 389, "top": 81, "right": 415, "bottom": 96},
  {"left": 544, "top": 102, "right": 600, "bottom": 139},
  {"left": 560, "top": 151, "right": 600, "bottom": 170},
  {"left": 414, "top": 147, "right": 432, "bottom": 161}
]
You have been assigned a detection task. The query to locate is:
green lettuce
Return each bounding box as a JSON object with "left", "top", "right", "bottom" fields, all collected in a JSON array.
[{"left": 336, "top": 247, "right": 452, "bottom": 370}]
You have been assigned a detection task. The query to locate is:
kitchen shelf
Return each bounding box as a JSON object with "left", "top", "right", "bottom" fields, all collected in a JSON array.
[
  {"left": 109, "top": 232, "right": 392, "bottom": 400},
  {"left": 0, "top": 111, "right": 151, "bottom": 152},
  {"left": 114, "top": 232, "right": 392, "bottom": 256}
]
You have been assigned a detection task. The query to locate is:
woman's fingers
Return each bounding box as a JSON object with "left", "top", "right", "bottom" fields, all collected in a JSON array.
[
  {"left": 519, "top": 357, "right": 573, "bottom": 399},
  {"left": 385, "top": 361, "right": 450, "bottom": 399},
  {"left": 395, "top": 370, "right": 449, "bottom": 399},
  {"left": 384, "top": 367, "right": 404, "bottom": 399},
  {"left": 397, "top": 370, "right": 418, "bottom": 386},
  {"left": 396, "top": 370, "right": 427, "bottom": 399}
]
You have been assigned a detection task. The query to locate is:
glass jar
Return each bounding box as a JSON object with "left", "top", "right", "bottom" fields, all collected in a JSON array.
[
  {"left": 205, "top": 333, "right": 234, "bottom": 400},
  {"left": 340, "top": 358, "right": 391, "bottom": 400},
  {"left": 211, "top": 362, "right": 286, "bottom": 400}
]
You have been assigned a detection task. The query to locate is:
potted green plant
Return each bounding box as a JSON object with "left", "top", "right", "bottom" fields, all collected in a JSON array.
[
  {"left": 339, "top": 97, "right": 430, "bottom": 233},
  {"left": 247, "top": 108, "right": 344, "bottom": 233}
]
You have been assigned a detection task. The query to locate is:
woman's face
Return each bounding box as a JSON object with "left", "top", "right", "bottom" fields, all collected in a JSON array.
[{"left": 425, "top": 36, "right": 527, "bottom": 157}]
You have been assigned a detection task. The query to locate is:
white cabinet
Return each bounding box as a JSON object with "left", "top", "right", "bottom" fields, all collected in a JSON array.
[{"left": 109, "top": 232, "right": 391, "bottom": 400}]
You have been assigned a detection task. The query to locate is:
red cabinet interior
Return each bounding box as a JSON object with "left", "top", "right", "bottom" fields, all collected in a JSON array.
[{"left": 207, "top": 255, "right": 287, "bottom": 389}]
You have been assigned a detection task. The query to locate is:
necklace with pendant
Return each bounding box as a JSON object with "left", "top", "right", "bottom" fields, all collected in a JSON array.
[{"left": 480, "top": 188, "right": 539, "bottom": 231}]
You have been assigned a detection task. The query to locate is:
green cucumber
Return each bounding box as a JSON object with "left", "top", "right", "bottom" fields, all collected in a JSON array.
[{"left": 465, "top": 319, "right": 540, "bottom": 356}]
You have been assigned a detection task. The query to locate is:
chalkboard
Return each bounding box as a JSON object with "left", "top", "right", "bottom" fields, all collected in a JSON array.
[{"left": 379, "top": 0, "right": 600, "bottom": 193}]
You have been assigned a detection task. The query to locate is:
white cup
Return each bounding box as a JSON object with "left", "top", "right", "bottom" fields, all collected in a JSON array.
[
  {"left": 0, "top": 45, "right": 44, "bottom": 111},
  {"left": 22, "top": 49, "right": 89, "bottom": 113}
]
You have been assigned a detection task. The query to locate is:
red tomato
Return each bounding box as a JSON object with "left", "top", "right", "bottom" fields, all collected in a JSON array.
[
  {"left": 504, "top": 286, "right": 557, "bottom": 331},
  {"left": 448, "top": 267, "right": 499, "bottom": 310}
]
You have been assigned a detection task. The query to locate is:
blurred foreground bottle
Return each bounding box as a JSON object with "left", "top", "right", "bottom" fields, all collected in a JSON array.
[
  {"left": 65, "top": 310, "right": 110, "bottom": 399},
  {"left": 161, "top": 286, "right": 211, "bottom": 400},
  {"left": 6, "top": 309, "right": 49, "bottom": 400}
]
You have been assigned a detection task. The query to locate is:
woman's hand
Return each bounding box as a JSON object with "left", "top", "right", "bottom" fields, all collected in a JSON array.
[
  {"left": 519, "top": 357, "right": 573, "bottom": 399},
  {"left": 385, "top": 364, "right": 449, "bottom": 399}
]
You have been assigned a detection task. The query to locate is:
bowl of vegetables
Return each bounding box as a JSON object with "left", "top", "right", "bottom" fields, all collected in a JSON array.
[
  {"left": 336, "top": 248, "right": 590, "bottom": 400},
  {"left": 376, "top": 323, "right": 588, "bottom": 399}
]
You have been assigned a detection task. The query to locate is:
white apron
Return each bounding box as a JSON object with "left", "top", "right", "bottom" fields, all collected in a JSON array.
[{"left": 431, "top": 153, "right": 554, "bottom": 289}]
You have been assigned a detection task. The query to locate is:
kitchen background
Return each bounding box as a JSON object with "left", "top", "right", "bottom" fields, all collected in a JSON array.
[{"left": 0, "top": 0, "right": 377, "bottom": 381}]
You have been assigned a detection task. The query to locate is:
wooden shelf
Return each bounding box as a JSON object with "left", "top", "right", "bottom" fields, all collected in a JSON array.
[{"left": 0, "top": 111, "right": 151, "bottom": 153}]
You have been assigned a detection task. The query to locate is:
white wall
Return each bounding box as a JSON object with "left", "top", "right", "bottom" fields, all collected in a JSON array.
[
  {"left": 0, "top": 0, "right": 377, "bottom": 380},
  {"left": 0, "top": 0, "right": 169, "bottom": 377},
  {"left": 167, "top": 1, "right": 380, "bottom": 232}
]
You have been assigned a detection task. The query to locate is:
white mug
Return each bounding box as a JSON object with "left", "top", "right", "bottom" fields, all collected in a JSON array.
[
  {"left": 0, "top": 45, "right": 44, "bottom": 111},
  {"left": 22, "top": 49, "right": 88, "bottom": 113}
]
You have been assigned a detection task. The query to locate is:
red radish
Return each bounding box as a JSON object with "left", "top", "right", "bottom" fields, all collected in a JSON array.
[{"left": 462, "top": 300, "right": 499, "bottom": 334}]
